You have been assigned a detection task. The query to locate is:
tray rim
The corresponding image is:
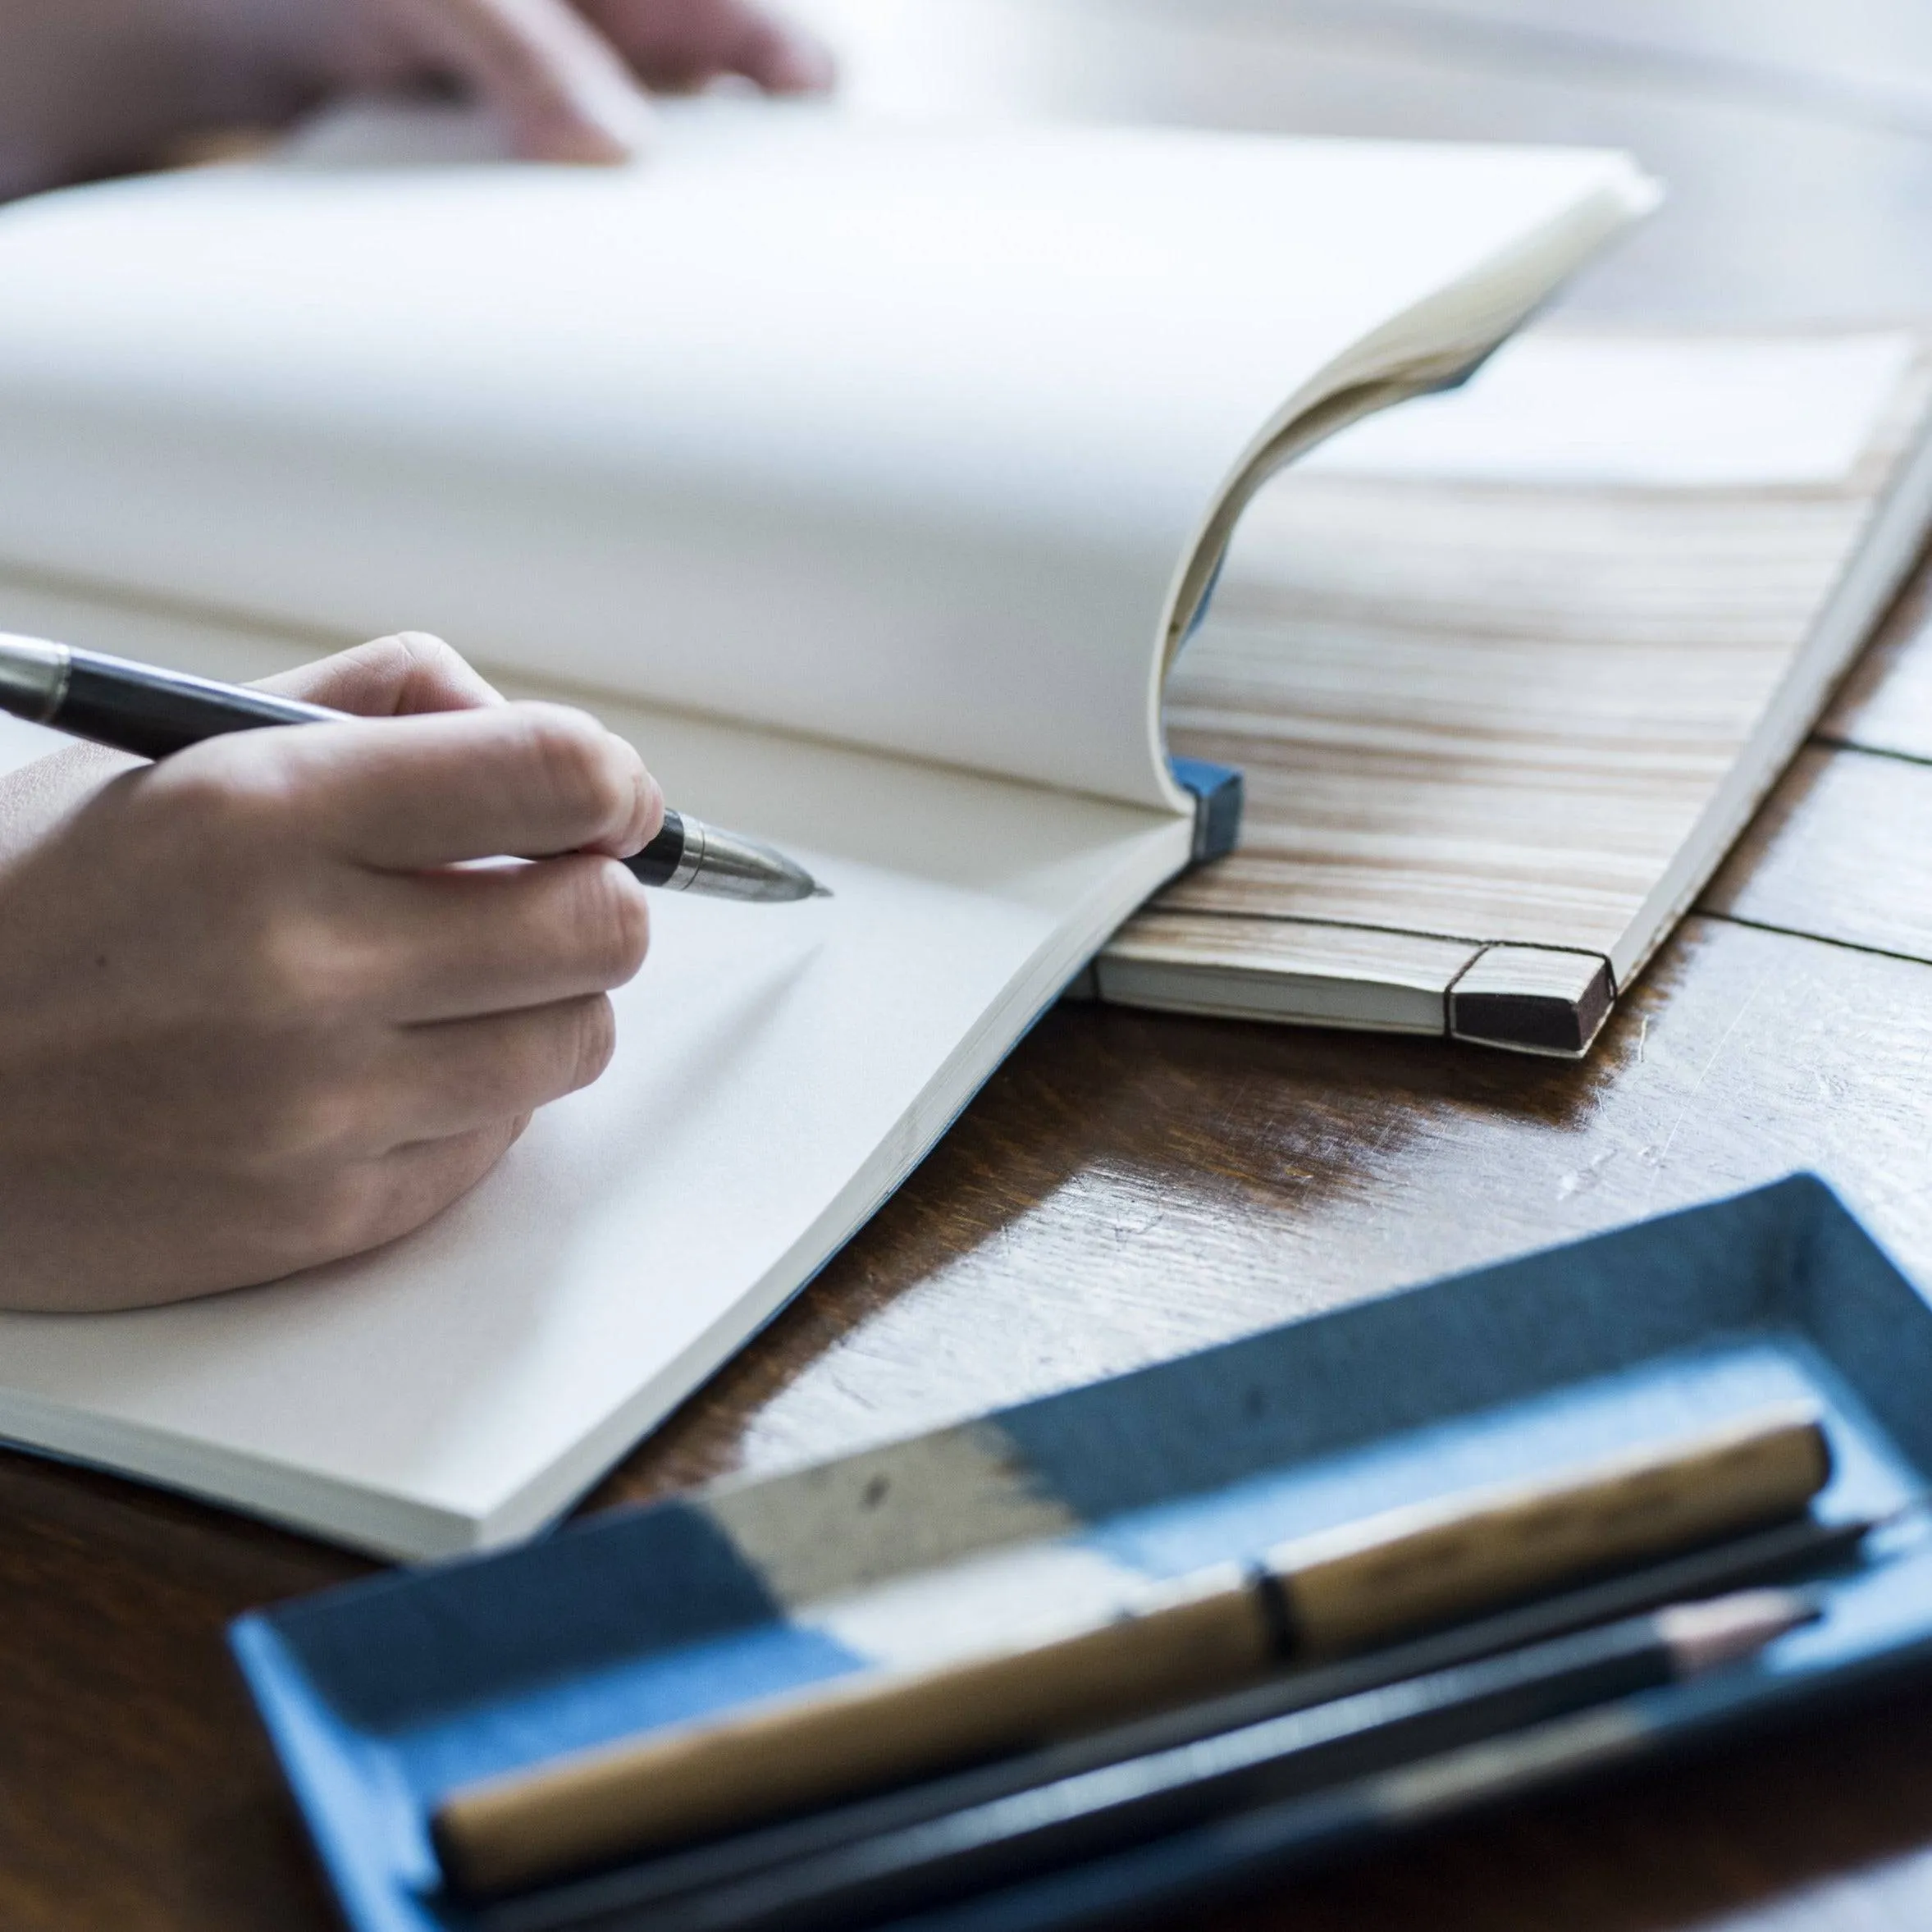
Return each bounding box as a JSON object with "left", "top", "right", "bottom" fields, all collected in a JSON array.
[{"left": 231, "top": 1171, "right": 1932, "bottom": 1932}]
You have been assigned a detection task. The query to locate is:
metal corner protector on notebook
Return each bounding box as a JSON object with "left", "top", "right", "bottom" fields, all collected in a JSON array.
[{"left": 1170, "top": 756, "right": 1245, "bottom": 865}]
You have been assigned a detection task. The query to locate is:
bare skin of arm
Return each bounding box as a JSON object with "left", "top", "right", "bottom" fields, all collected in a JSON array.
[
  {"left": 0, "top": 0, "right": 834, "bottom": 200},
  {"left": 0, "top": 633, "right": 665, "bottom": 1312}
]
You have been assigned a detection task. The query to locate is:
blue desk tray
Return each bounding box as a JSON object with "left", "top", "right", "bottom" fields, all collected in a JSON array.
[{"left": 234, "top": 1175, "right": 1932, "bottom": 1932}]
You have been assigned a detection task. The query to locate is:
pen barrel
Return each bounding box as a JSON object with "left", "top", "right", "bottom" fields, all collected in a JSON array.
[
  {"left": 1271, "top": 1406, "right": 1831, "bottom": 1656},
  {"left": 59, "top": 653, "right": 340, "bottom": 760},
  {"left": 432, "top": 1569, "right": 1272, "bottom": 1896}
]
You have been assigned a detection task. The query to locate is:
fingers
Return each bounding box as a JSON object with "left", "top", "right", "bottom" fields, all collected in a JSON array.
[
  {"left": 317, "top": 1116, "right": 530, "bottom": 1265},
  {"left": 377, "top": 992, "right": 618, "bottom": 1143},
  {"left": 198, "top": 698, "right": 663, "bottom": 868},
  {"left": 402, "top": 0, "right": 658, "bottom": 162},
  {"left": 249, "top": 1000, "right": 605, "bottom": 1266},
  {"left": 360, "top": 853, "right": 650, "bottom": 1021},
  {"left": 382, "top": 0, "right": 834, "bottom": 168},
  {"left": 587, "top": 0, "right": 837, "bottom": 94},
  {"left": 727, "top": 14, "right": 838, "bottom": 94},
  {"left": 256, "top": 632, "right": 505, "bottom": 717}
]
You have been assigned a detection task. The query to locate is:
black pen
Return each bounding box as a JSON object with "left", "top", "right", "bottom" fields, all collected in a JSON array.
[{"left": 0, "top": 633, "right": 826, "bottom": 902}]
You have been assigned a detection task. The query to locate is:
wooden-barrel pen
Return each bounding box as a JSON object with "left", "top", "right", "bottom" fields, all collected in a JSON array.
[{"left": 432, "top": 1401, "right": 1830, "bottom": 1897}]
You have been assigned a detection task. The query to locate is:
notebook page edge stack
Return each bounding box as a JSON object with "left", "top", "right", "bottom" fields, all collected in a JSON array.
[{"left": 1103, "top": 327, "right": 1932, "bottom": 1057}]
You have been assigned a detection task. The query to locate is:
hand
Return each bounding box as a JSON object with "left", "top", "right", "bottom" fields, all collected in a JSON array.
[
  {"left": 0, "top": 0, "right": 834, "bottom": 200},
  {"left": 0, "top": 633, "right": 660, "bottom": 1312}
]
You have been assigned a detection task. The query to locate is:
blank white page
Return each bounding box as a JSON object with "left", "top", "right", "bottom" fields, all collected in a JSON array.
[{"left": 0, "top": 105, "right": 1651, "bottom": 810}]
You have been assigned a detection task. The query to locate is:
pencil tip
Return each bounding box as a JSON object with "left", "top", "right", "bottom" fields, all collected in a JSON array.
[
  {"left": 811, "top": 883, "right": 834, "bottom": 899},
  {"left": 1661, "top": 1587, "right": 1820, "bottom": 1675}
]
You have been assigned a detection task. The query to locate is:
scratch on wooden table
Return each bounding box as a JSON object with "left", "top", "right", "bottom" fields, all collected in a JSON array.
[
  {"left": 1556, "top": 1147, "right": 1620, "bottom": 1201},
  {"left": 1643, "top": 963, "right": 1775, "bottom": 1209}
]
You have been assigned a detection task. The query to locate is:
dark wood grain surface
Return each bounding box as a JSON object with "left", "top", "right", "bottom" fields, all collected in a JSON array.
[{"left": 11, "top": 5, "right": 1932, "bottom": 1928}]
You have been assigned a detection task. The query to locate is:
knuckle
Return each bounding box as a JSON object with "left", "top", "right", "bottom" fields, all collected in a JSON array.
[
  {"left": 289, "top": 1080, "right": 375, "bottom": 1165},
  {"left": 295, "top": 1163, "right": 390, "bottom": 1262},
  {"left": 566, "top": 994, "right": 618, "bottom": 1093},
  {"left": 146, "top": 738, "right": 296, "bottom": 844},
  {"left": 244, "top": 916, "right": 372, "bottom": 1025},
  {"left": 131, "top": 759, "right": 377, "bottom": 1023},
  {"left": 363, "top": 628, "right": 473, "bottom": 693},
  {"left": 427, "top": 1028, "right": 528, "bottom": 1126},
  {"left": 342, "top": 632, "right": 417, "bottom": 690},
  {"left": 239, "top": 1065, "right": 375, "bottom": 1170},
  {"left": 372, "top": 628, "right": 453, "bottom": 671},
  {"left": 572, "top": 858, "right": 650, "bottom": 982},
  {"left": 517, "top": 706, "right": 632, "bottom": 836}
]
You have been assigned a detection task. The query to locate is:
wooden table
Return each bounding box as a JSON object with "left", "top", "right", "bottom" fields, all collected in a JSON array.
[{"left": 12, "top": 5, "right": 1932, "bottom": 1925}]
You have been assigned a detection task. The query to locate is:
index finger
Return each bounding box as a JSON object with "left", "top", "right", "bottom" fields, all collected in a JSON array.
[
  {"left": 260, "top": 700, "right": 662, "bottom": 869},
  {"left": 414, "top": 0, "right": 656, "bottom": 162},
  {"left": 593, "top": 0, "right": 838, "bottom": 93}
]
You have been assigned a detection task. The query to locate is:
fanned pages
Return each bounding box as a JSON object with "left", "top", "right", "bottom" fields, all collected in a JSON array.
[
  {"left": 0, "top": 106, "right": 1652, "bottom": 1554},
  {"left": 1099, "top": 329, "right": 1932, "bottom": 1054},
  {"left": 0, "top": 102, "right": 1653, "bottom": 809}
]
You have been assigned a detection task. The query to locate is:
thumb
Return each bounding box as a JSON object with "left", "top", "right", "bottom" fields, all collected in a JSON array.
[{"left": 402, "top": 0, "right": 656, "bottom": 162}]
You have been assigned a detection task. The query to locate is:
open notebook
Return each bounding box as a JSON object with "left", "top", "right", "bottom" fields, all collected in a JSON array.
[
  {"left": 1094, "top": 327, "right": 1932, "bottom": 1054},
  {"left": 0, "top": 104, "right": 1651, "bottom": 1555}
]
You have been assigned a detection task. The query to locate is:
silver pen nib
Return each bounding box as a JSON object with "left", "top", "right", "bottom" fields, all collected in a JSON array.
[{"left": 665, "top": 813, "right": 824, "bottom": 903}]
